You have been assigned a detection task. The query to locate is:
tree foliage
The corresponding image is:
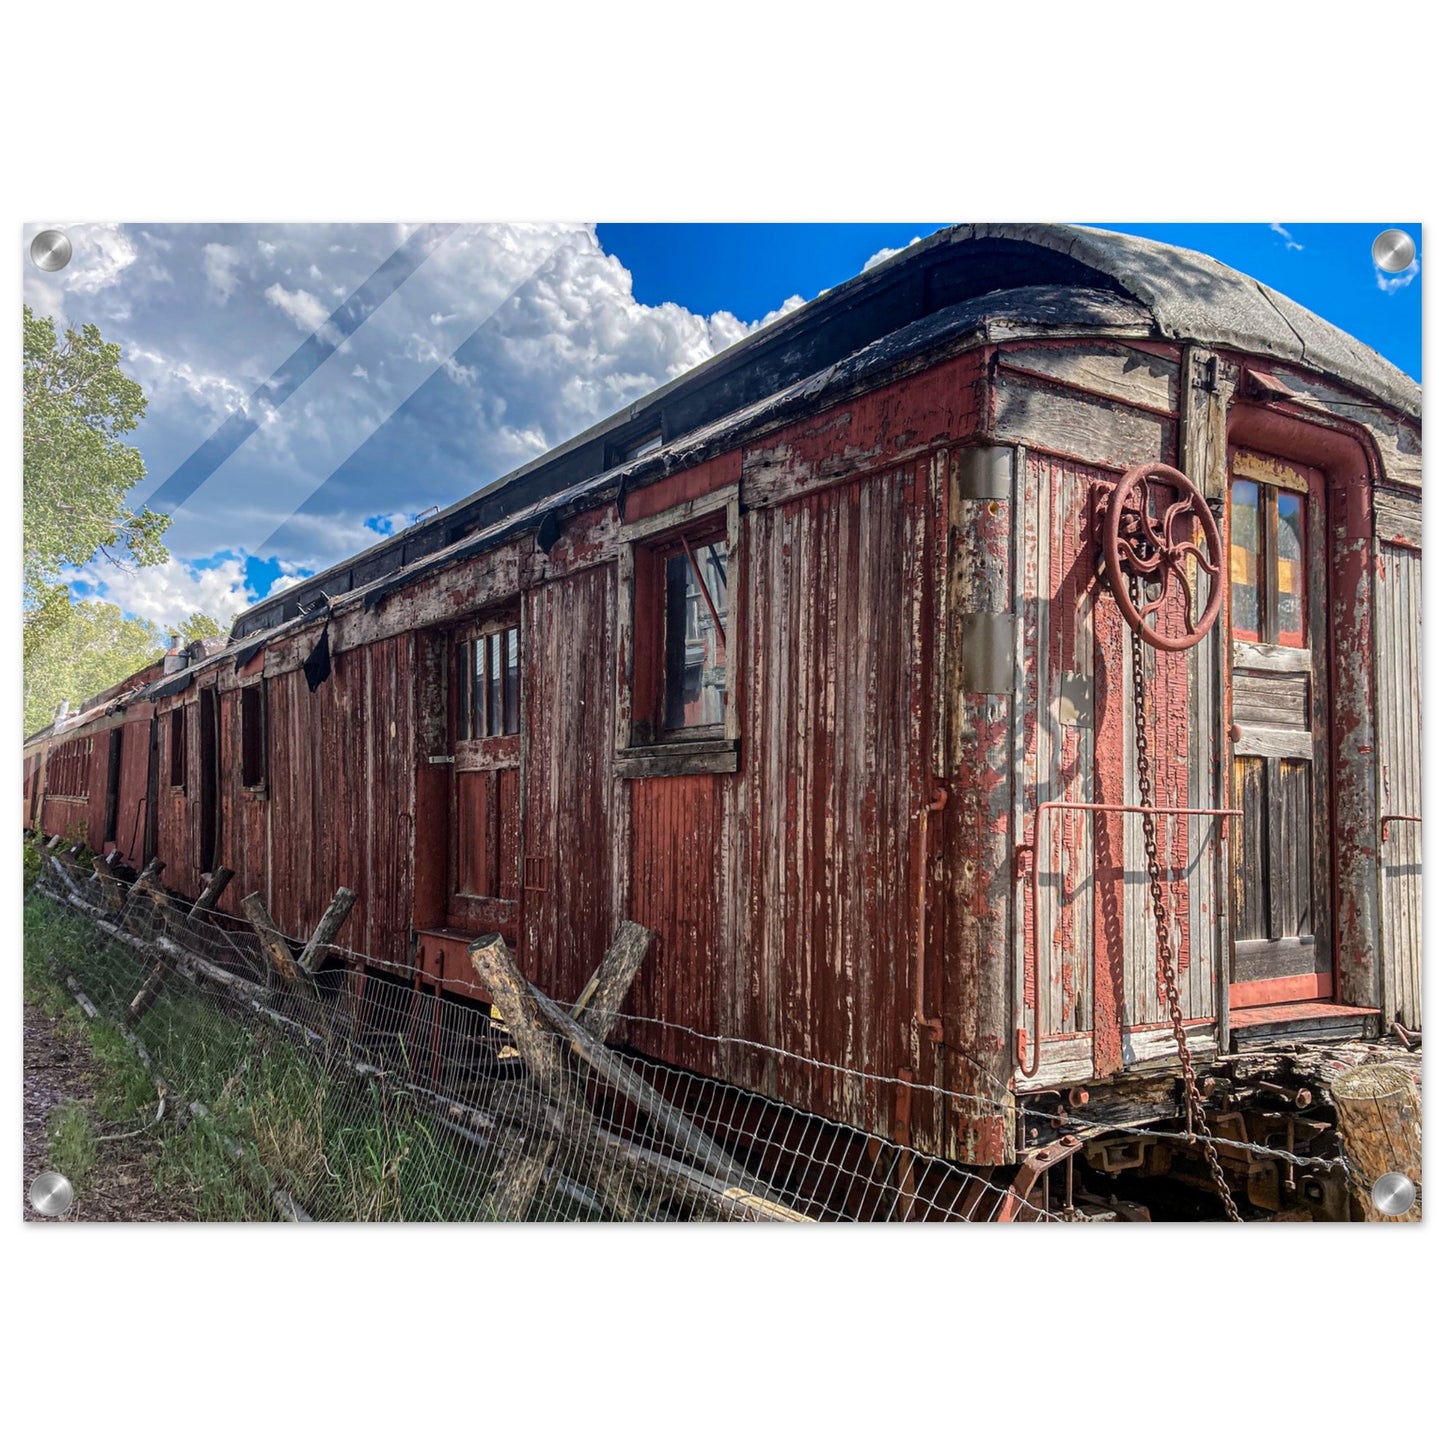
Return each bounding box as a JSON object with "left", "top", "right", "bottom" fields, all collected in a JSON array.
[
  {"left": 23, "top": 304, "right": 183, "bottom": 735},
  {"left": 23, "top": 303, "right": 169, "bottom": 595},
  {"left": 180, "top": 611, "right": 224, "bottom": 642},
  {"left": 23, "top": 594, "right": 169, "bottom": 737}
]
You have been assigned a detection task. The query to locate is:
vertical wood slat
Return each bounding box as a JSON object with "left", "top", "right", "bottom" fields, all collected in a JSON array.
[
  {"left": 1376, "top": 543, "right": 1422, "bottom": 1029},
  {"left": 738, "top": 469, "right": 919, "bottom": 1139}
]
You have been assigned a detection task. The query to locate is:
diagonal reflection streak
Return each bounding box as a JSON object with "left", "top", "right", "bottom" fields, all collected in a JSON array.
[{"left": 141, "top": 224, "right": 460, "bottom": 517}]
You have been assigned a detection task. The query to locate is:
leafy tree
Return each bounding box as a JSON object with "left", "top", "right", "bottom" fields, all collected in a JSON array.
[
  {"left": 23, "top": 595, "right": 168, "bottom": 737},
  {"left": 23, "top": 304, "right": 179, "bottom": 734},
  {"left": 179, "top": 611, "right": 225, "bottom": 642},
  {"left": 23, "top": 303, "right": 169, "bottom": 596}
]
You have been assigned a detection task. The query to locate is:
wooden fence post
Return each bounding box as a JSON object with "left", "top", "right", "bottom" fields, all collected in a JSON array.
[
  {"left": 295, "top": 887, "right": 357, "bottom": 976},
  {"left": 92, "top": 854, "right": 125, "bottom": 912},
  {"left": 241, "top": 893, "right": 300, "bottom": 983},
  {"left": 471, "top": 930, "right": 654, "bottom": 1221},
  {"left": 1332, "top": 1063, "right": 1422, "bottom": 1222},
  {"left": 188, "top": 867, "right": 236, "bottom": 922}
]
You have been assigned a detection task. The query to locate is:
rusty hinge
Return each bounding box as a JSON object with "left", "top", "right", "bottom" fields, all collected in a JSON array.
[{"left": 427, "top": 754, "right": 455, "bottom": 765}]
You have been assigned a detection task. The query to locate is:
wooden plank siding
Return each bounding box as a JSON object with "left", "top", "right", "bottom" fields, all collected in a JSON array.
[
  {"left": 1375, "top": 542, "right": 1422, "bottom": 1029},
  {"left": 31, "top": 329, "right": 1422, "bottom": 1166},
  {"left": 521, "top": 564, "right": 618, "bottom": 1009}
]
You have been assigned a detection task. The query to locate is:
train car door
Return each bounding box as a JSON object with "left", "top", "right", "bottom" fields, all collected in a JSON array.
[
  {"left": 1226, "top": 452, "right": 1333, "bottom": 1008},
  {"left": 198, "top": 685, "right": 221, "bottom": 874},
  {"left": 447, "top": 614, "right": 522, "bottom": 946},
  {"left": 103, "top": 728, "right": 124, "bottom": 846}
]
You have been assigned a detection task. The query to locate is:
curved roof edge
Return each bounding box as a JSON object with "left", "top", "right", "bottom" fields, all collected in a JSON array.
[
  {"left": 918, "top": 224, "right": 1421, "bottom": 418},
  {"left": 232, "top": 223, "right": 1419, "bottom": 638}
]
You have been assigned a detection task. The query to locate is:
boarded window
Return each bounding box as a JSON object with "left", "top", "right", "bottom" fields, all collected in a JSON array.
[
  {"left": 456, "top": 767, "right": 520, "bottom": 900},
  {"left": 662, "top": 536, "right": 728, "bottom": 733},
  {"left": 169, "top": 709, "right": 187, "bottom": 788},
  {"left": 240, "top": 685, "right": 265, "bottom": 788},
  {"left": 459, "top": 625, "right": 520, "bottom": 740},
  {"left": 48, "top": 736, "right": 92, "bottom": 799}
]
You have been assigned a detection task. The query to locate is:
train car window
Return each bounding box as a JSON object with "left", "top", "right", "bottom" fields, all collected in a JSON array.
[
  {"left": 169, "top": 709, "right": 187, "bottom": 789},
  {"left": 458, "top": 625, "right": 520, "bottom": 741},
  {"left": 240, "top": 686, "right": 266, "bottom": 788},
  {"left": 1230, "top": 477, "right": 1308, "bottom": 648},
  {"left": 661, "top": 534, "right": 728, "bottom": 735},
  {"left": 1230, "top": 480, "right": 1261, "bottom": 643},
  {"left": 616, "top": 493, "right": 740, "bottom": 773},
  {"left": 1276, "top": 492, "right": 1306, "bottom": 648}
]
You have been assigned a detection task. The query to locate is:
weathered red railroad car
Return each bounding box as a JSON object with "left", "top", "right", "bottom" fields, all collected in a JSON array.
[{"left": 25, "top": 225, "right": 1422, "bottom": 1194}]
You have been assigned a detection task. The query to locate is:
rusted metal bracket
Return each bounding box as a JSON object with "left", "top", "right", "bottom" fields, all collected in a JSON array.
[
  {"left": 1016, "top": 799, "right": 1242, "bottom": 1078},
  {"left": 995, "top": 1133, "right": 1083, "bottom": 1221},
  {"left": 1380, "top": 813, "right": 1421, "bottom": 843}
]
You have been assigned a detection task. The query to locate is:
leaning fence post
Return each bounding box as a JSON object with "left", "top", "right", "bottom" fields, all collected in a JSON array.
[
  {"left": 471, "top": 931, "right": 644, "bottom": 1221},
  {"left": 92, "top": 854, "right": 125, "bottom": 912},
  {"left": 127, "top": 866, "right": 236, "bottom": 1025},
  {"left": 188, "top": 867, "right": 236, "bottom": 924},
  {"left": 241, "top": 893, "right": 300, "bottom": 983},
  {"left": 241, "top": 890, "right": 341, "bottom": 1043},
  {"left": 295, "top": 887, "right": 356, "bottom": 976}
]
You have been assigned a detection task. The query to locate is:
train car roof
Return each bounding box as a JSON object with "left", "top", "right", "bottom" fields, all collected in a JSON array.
[{"left": 228, "top": 223, "right": 1419, "bottom": 641}]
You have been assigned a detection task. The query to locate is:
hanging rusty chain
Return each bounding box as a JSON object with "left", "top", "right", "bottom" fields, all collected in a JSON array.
[{"left": 1128, "top": 574, "right": 1241, "bottom": 1222}]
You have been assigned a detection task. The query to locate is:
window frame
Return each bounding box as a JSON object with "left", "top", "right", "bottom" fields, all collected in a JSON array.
[
  {"left": 238, "top": 682, "right": 268, "bottom": 793},
  {"left": 1229, "top": 460, "right": 1311, "bottom": 651},
  {"left": 615, "top": 489, "right": 741, "bottom": 778},
  {"left": 451, "top": 612, "right": 523, "bottom": 765},
  {"left": 168, "top": 707, "right": 188, "bottom": 792}
]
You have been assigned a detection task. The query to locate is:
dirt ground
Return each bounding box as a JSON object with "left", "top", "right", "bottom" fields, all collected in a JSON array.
[{"left": 22, "top": 999, "right": 193, "bottom": 1223}]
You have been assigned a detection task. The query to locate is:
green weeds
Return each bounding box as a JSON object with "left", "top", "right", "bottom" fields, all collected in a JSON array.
[{"left": 26, "top": 889, "right": 495, "bottom": 1221}]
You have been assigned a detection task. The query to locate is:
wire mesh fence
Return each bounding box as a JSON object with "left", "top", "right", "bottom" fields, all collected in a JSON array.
[
  {"left": 28, "top": 842, "right": 1418, "bottom": 1224},
  {"left": 28, "top": 851, "right": 1075, "bottom": 1223}
]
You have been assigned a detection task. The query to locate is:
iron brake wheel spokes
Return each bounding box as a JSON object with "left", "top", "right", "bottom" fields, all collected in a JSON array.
[{"left": 1102, "top": 463, "right": 1223, "bottom": 652}]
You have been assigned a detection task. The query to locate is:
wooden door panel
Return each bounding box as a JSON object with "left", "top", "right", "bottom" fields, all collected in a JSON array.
[{"left": 1227, "top": 453, "right": 1331, "bottom": 1007}]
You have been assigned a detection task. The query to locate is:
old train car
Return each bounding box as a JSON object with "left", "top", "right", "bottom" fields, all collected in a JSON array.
[
  {"left": 25, "top": 224, "right": 1422, "bottom": 1195},
  {"left": 24, "top": 660, "right": 166, "bottom": 866}
]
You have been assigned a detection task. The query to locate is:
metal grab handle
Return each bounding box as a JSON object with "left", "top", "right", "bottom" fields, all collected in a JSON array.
[
  {"left": 913, "top": 787, "right": 949, "bottom": 1043},
  {"left": 1017, "top": 800, "right": 1242, "bottom": 1079},
  {"left": 1380, "top": 813, "right": 1422, "bottom": 843}
]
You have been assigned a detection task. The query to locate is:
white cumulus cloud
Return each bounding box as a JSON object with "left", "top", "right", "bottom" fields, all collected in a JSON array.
[
  {"left": 864, "top": 238, "right": 920, "bottom": 271},
  {"left": 65, "top": 554, "right": 255, "bottom": 633},
  {"left": 203, "top": 242, "right": 243, "bottom": 302},
  {"left": 264, "top": 281, "right": 337, "bottom": 340},
  {"left": 1376, "top": 256, "right": 1420, "bottom": 293}
]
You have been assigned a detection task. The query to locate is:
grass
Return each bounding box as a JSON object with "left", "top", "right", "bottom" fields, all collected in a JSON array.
[
  {"left": 49, "top": 1101, "right": 97, "bottom": 1187},
  {"left": 26, "top": 887, "right": 507, "bottom": 1222}
]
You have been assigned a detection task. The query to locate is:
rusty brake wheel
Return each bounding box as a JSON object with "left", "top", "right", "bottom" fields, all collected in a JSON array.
[{"left": 1102, "top": 463, "right": 1223, "bottom": 652}]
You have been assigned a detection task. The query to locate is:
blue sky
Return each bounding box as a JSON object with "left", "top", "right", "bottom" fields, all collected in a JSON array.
[{"left": 24, "top": 222, "right": 1421, "bottom": 631}]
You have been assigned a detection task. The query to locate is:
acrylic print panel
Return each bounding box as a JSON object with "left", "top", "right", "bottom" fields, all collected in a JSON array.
[{"left": 22, "top": 222, "right": 1421, "bottom": 1224}]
